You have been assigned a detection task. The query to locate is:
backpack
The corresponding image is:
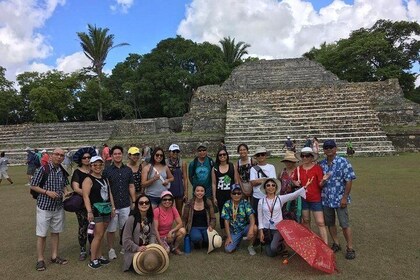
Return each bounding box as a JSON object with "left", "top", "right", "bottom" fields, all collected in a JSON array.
[
  {"left": 30, "top": 164, "right": 69, "bottom": 199},
  {"left": 31, "top": 152, "right": 41, "bottom": 168}
]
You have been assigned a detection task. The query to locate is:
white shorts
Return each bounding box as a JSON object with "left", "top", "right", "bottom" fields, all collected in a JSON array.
[
  {"left": 0, "top": 170, "right": 9, "bottom": 179},
  {"left": 107, "top": 206, "right": 130, "bottom": 233},
  {"left": 36, "top": 207, "right": 65, "bottom": 237}
]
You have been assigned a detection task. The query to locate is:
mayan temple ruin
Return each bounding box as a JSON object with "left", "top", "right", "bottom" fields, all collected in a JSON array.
[{"left": 1, "top": 58, "right": 419, "bottom": 164}]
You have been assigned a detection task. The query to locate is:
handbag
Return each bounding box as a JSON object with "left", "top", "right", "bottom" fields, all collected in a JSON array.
[
  {"left": 262, "top": 228, "right": 272, "bottom": 244},
  {"left": 241, "top": 181, "right": 253, "bottom": 197},
  {"left": 63, "top": 192, "right": 84, "bottom": 212},
  {"left": 93, "top": 202, "right": 112, "bottom": 215}
]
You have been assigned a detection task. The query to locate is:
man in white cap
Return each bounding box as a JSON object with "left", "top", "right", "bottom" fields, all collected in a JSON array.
[{"left": 249, "top": 147, "right": 276, "bottom": 224}]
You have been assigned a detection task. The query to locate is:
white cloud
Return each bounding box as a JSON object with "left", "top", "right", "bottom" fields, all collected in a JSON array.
[
  {"left": 110, "top": 0, "right": 134, "bottom": 13},
  {"left": 0, "top": 0, "right": 65, "bottom": 80},
  {"left": 178, "top": 0, "right": 420, "bottom": 59},
  {"left": 56, "top": 52, "right": 91, "bottom": 73}
]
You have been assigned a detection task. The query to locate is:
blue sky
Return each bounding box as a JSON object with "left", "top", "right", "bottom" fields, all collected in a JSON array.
[{"left": 0, "top": 0, "right": 418, "bottom": 84}]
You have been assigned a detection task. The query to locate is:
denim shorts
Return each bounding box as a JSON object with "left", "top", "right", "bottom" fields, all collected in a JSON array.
[{"left": 301, "top": 200, "right": 323, "bottom": 211}]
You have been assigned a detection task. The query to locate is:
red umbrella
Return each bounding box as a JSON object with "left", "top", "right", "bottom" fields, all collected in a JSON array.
[{"left": 276, "top": 219, "right": 337, "bottom": 274}]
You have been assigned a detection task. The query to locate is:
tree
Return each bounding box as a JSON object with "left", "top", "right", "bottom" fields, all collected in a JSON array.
[
  {"left": 77, "top": 24, "right": 129, "bottom": 121},
  {"left": 219, "top": 36, "right": 251, "bottom": 68},
  {"left": 304, "top": 20, "right": 420, "bottom": 102},
  {"left": 0, "top": 66, "right": 19, "bottom": 125}
]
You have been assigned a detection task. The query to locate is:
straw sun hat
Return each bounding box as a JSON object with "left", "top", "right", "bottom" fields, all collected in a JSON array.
[{"left": 132, "top": 244, "right": 169, "bottom": 275}]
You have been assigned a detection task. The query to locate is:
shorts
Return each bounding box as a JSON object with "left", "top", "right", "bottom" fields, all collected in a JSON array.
[
  {"left": 36, "top": 207, "right": 65, "bottom": 237},
  {"left": 149, "top": 196, "right": 161, "bottom": 207},
  {"left": 323, "top": 206, "right": 349, "bottom": 228},
  {"left": 27, "top": 165, "right": 36, "bottom": 176},
  {"left": 107, "top": 206, "right": 130, "bottom": 232},
  {"left": 302, "top": 200, "right": 323, "bottom": 212},
  {"left": 225, "top": 224, "right": 250, "bottom": 253},
  {"left": 0, "top": 170, "right": 9, "bottom": 179},
  {"left": 94, "top": 215, "right": 111, "bottom": 224}
]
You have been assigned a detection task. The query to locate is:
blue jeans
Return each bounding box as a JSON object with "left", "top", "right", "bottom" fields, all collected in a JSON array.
[
  {"left": 225, "top": 225, "right": 250, "bottom": 253},
  {"left": 190, "top": 227, "right": 208, "bottom": 244}
]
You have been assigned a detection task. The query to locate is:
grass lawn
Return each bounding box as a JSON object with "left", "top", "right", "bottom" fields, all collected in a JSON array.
[{"left": 0, "top": 153, "right": 419, "bottom": 280}]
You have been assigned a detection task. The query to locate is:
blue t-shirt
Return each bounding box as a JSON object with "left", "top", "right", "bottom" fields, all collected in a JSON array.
[{"left": 319, "top": 156, "right": 356, "bottom": 208}]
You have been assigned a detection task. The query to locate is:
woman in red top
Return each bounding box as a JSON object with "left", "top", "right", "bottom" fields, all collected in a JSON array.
[{"left": 293, "top": 147, "right": 328, "bottom": 244}]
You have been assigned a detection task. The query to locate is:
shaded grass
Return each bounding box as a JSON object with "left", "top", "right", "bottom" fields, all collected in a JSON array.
[{"left": 0, "top": 153, "right": 419, "bottom": 279}]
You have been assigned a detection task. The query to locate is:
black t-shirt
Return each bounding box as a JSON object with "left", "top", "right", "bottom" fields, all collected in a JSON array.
[{"left": 191, "top": 208, "right": 208, "bottom": 227}]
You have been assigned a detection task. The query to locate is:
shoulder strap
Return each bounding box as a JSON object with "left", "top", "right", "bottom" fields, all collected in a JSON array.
[
  {"left": 147, "top": 164, "right": 154, "bottom": 180},
  {"left": 254, "top": 165, "right": 268, "bottom": 178},
  {"left": 39, "top": 165, "right": 51, "bottom": 188}
]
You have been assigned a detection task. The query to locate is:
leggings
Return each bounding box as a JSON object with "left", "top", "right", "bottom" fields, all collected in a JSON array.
[{"left": 76, "top": 208, "right": 93, "bottom": 249}]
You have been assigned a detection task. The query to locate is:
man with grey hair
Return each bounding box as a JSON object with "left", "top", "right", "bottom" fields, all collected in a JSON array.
[{"left": 30, "top": 148, "right": 69, "bottom": 271}]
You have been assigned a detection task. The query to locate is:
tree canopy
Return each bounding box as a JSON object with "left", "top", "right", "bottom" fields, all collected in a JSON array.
[{"left": 304, "top": 20, "right": 420, "bottom": 103}]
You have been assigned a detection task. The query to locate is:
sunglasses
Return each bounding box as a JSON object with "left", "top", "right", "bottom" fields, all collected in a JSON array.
[
  {"left": 232, "top": 192, "right": 242, "bottom": 196},
  {"left": 198, "top": 149, "right": 206, "bottom": 152},
  {"left": 218, "top": 153, "right": 227, "bottom": 157},
  {"left": 138, "top": 201, "right": 150, "bottom": 206},
  {"left": 301, "top": 154, "right": 313, "bottom": 158},
  {"left": 171, "top": 150, "right": 180, "bottom": 153},
  {"left": 162, "top": 198, "right": 173, "bottom": 202},
  {"left": 265, "top": 183, "right": 277, "bottom": 187},
  {"left": 53, "top": 153, "right": 65, "bottom": 157},
  {"left": 323, "top": 146, "right": 335, "bottom": 150},
  {"left": 155, "top": 154, "right": 164, "bottom": 158},
  {"left": 92, "top": 163, "right": 104, "bottom": 167},
  {"left": 82, "top": 156, "right": 91, "bottom": 160},
  {"left": 256, "top": 153, "right": 266, "bottom": 157}
]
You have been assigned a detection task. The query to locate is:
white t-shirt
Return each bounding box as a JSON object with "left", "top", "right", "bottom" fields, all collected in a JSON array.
[{"left": 249, "top": 163, "right": 276, "bottom": 199}]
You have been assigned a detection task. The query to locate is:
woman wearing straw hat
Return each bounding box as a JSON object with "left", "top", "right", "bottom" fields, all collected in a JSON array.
[
  {"left": 122, "top": 194, "right": 157, "bottom": 271},
  {"left": 153, "top": 191, "right": 186, "bottom": 255},
  {"left": 71, "top": 147, "right": 97, "bottom": 261},
  {"left": 182, "top": 185, "right": 216, "bottom": 250},
  {"left": 292, "top": 147, "right": 329, "bottom": 244},
  {"left": 258, "top": 178, "right": 308, "bottom": 257}
]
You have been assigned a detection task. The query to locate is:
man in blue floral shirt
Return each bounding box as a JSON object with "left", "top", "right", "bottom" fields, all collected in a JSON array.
[
  {"left": 221, "top": 184, "right": 257, "bottom": 255},
  {"left": 320, "top": 140, "right": 356, "bottom": 260}
]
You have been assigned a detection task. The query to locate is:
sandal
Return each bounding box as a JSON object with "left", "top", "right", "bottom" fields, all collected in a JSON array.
[
  {"left": 345, "top": 248, "right": 356, "bottom": 260},
  {"left": 280, "top": 249, "right": 290, "bottom": 258},
  {"left": 50, "top": 256, "right": 68, "bottom": 265},
  {"left": 36, "top": 260, "right": 46, "bottom": 271},
  {"left": 331, "top": 243, "right": 341, "bottom": 253},
  {"left": 171, "top": 248, "right": 184, "bottom": 255}
]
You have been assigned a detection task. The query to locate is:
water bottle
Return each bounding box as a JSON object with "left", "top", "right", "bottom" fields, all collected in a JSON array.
[
  {"left": 87, "top": 222, "right": 95, "bottom": 236},
  {"left": 183, "top": 234, "right": 191, "bottom": 254}
]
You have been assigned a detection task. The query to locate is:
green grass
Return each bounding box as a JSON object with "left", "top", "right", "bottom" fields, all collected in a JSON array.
[{"left": 0, "top": 153, "right": 419, "bottom": 279}]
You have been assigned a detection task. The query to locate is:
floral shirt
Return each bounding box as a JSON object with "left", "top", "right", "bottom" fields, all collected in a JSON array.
[
  {"left": 221, "top": 199, "right": 254, "bottom": 234},
  {"left": 319, "top": 156, "right": 356, "bottom": 208}
]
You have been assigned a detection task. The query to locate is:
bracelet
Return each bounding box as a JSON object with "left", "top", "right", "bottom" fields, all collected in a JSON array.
[{"left": 87, "top": 211, "right": 92, "bottom": 214}]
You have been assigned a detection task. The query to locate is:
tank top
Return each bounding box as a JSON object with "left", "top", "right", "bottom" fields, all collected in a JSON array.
[
  {"left": 192, "top": 208, "right": 208, "bottom": 227},
  {"left": 214, "top": 163, "right": 235, "bottom": 191},
  {"left": 237, "top": 158, "right": 253, "bottom": 182},
  {"left": 146, "top": 165, "right": 169, "bottom": 198},
  {"left": 85, "top": 175, "right": 110, "bottom": 205}
]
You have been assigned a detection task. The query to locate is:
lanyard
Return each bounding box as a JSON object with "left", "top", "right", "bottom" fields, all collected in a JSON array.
[
  {"left": 265, "top": 197, "right": 278, "bottom": 220},
  {"left": 232, "top": 202, "right": 240, "bottom": 221}
]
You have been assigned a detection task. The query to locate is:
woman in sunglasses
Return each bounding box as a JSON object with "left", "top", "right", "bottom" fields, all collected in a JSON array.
[
  {"left": 70, "top": 147, "right": 96, "bottom": 261},
  {"left": 212, "top": 148, "right": 240, "bottom": 234},
  {"left": 122, "top": 195, "right": 156, "bottom": 271},
  {"left": 154, "top": 191, "right": 186, "bottom": 255},
  {"left": 292, "top": 147, "right": 329, "bottom": 244},
  {"left": 142, "top": 147, "right": 174, "bottom": 207},
  {"left": 258, "top": 178, "right": 308, "bottom": 257}
]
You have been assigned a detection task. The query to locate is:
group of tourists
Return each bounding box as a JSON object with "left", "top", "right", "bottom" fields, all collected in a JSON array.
[{"left": 28, "top": 138, "right": 356, "bottom": 274}]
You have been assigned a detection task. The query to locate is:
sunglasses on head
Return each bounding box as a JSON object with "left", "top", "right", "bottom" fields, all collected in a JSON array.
[
  {"left": 138, "top": 201, "right": 150, "bottom": 206},
  {"left": 301, "top": 154, "right": 313, "bottom": 158},
  {"left": 256, "top": 153, "right": 266, "bottom": 157}
]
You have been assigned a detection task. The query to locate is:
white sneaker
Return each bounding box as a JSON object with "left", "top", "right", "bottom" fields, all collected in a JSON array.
[
  {"left": 120, "top": 248, "right": 125, "bottom": 255},
  {"left": 248, "top": 245, "right": 256, "bottom": 256},
  {"left": 108, "top": 248, "right": 117, "bottom": 260},
  {"left": 25, "top": 183, "right": 30, "bottom": 186}
]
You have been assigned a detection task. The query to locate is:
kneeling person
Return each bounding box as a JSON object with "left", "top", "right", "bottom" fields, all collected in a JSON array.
[{"left": 221, "top": 185, "right": 257, "bottom": 255}]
